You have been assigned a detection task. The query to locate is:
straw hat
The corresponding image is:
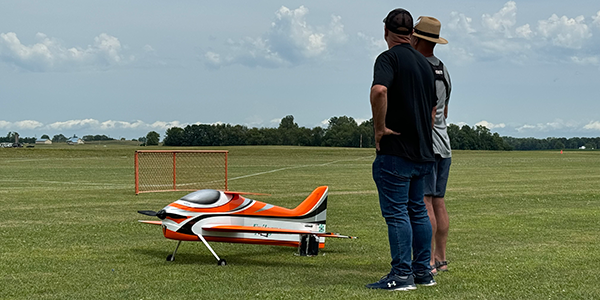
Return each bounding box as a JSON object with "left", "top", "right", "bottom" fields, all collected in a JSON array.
[{"left": 413, "top": 16, "right": 448, "bottom": 44}]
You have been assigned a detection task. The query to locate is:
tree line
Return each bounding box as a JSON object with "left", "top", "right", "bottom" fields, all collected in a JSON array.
[
  {"left": 156, "top": 117, "right": 597, "bottom": 151},
  {"left": 160, "top": 115, "right": 375, "bottom": 148}
]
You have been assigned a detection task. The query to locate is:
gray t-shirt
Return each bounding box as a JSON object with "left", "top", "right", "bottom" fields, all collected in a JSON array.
[{"left": 426, "top": 56, "right": 452, "bottom": 158}]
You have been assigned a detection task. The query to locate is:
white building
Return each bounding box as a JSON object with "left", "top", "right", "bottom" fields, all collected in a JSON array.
[
  {"left": 36, "top": 139, "right": 52, "bottom": 145},
  {"left": 67, "top": 138, "right": 84, "bottom": 145}
]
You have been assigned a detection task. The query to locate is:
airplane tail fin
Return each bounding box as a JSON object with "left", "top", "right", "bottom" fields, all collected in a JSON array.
[{"left": 291, "top": 186, "right": 328, "bottom": 224}]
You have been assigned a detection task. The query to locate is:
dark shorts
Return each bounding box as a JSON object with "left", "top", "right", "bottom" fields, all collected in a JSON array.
[{"left": 423, "top": 155, "right": 451, "bottom": 198}]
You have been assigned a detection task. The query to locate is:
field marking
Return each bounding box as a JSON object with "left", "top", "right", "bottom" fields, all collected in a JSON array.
[{"left": 229, "top": 155, "right": 374, "bottom": 181}]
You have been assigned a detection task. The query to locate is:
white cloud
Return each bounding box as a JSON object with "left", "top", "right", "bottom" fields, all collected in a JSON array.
[
  {"left": 443, "top": 2, "right": 600, "bottom": 66},
  {"left": 0, "top": 119, "right": 209, "bottom": 136},
  {"left": 13, "top": 120, "right": 44, "bottom": 130},
  {"left": 571, "top": 56, "right": 600, "bottom": 65},
  {"left": 357, "top": 32, "right": 387, "bottom": 61},
  {"left": 204, "top": 6, "right": 348, "bottom": 68},
  {"left": 0, "top": 32, "right": 146, "bottom": 72},
  {"left": 515, "top": 24, "right": 534, "bottom": 39},
  {"left": 583, "top": 121, "right": 600, "bottom": 130},
  {"left": 593, "top": 11, "right": 600, "bottom": 27},
  {"left": 537, "top": 14, "right": 592, "bottom": 49},
  {"left": 448, "top": 11, "right": 476, "bottom": 34},
  {"left": 475, "top": 120, "right": 506, "bottom": 129},
  {"left": 482, "top": 1, "right": 517, "bottom": 37},
  {"left": 516, "top": 119, "right": 579, "bottom": 132},
  {"left": 48, "top": 119, "right": 100, "bottom": 130}
]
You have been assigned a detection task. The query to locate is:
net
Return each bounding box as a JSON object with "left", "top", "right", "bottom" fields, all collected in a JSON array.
[{"left": 135, "top": 150, "right": 228, "bottom": 194}]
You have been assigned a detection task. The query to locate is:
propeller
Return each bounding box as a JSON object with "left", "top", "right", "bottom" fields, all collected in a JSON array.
[{"left": 138, "top": 209, "right": 167, "bottom": 219}]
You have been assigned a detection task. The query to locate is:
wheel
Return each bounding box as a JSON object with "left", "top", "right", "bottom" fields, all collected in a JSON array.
[
  {"left": 217, "top": 259, "right": 227, "bottom": 266},
  {"left": 166, "top": 254, "right": 174, "bottom": 262}
]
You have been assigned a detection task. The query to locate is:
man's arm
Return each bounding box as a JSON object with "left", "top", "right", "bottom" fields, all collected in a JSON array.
[
  {"left": 371, "top": 84, "right": 400, "bottom": 151},
  {"left": 431, "top": 105, "right": 436, "bottom": 129},
  {"left": 444, "top": 104, "right": 448, "bottom": 119}
]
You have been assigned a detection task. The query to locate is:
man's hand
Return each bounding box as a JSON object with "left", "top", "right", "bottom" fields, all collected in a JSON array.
[
  {"left": 375, "top": 127, "right": 400, "bottom": 151},
  {"left": 370, "top": 84, "right": 400, "bottom": 151}
]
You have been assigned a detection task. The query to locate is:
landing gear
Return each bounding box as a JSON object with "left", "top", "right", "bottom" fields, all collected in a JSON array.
[
  {"left": 297, "top": 234, "right": 320, "bottom": 256},
  {"left": 164, "top": 235, "right": 226, "bottom": 265},
  {"left": 166, "top": 241, "right": 182, "bottom": 261}
]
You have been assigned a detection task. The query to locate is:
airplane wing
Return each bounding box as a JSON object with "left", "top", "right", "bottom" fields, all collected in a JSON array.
[
  {"left": 202, "top": 225, "right": 356, "bottom": 239},
  {"left": 138, "top": 220, "right": 162, "bottom": 225}
]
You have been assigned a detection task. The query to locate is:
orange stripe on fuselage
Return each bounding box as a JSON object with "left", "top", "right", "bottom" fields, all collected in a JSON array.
[{"left": 232, "top": 186, "right": 327, "bottom": 217}]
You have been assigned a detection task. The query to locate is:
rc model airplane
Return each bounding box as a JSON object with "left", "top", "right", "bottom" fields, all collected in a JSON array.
[{"left": 138, "top": 186, "right": 356, "bottom": 265}]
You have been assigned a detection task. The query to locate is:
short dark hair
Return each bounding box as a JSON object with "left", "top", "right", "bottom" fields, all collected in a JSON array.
[{"left": 383, "top": 8, "right": 413, "bottom": 35}]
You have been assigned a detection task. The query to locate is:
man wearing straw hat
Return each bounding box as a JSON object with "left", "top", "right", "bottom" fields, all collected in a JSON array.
[
  {"left": 367, "top": 8, "right": 438, "bottom": 291},
  {"left": 411, "top": 16, "right": 452, "bottom": 275}
]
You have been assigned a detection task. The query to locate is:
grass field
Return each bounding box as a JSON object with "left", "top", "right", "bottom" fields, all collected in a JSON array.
[{"left": 1, "top": 145, "right": 599, "bottom": 299}]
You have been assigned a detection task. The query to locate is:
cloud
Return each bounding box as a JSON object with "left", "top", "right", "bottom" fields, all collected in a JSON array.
[
  {"left": 481, "top": 1, "right": 517, "bottom": 37},
  {"left": 448, "top": 11, "right": 477, "bottom": 34},
  {"left": 592, "top": 11, "right": 600, "bottom": 27},
  {"left": 537, "top": 14, "right": 592, "bottom": 49},
  {"left": 0, "top": 119, "right": 208, "bottom": 137},
  {"left": 583, "top": 121, "right": 600, "bottom": 130},
  {"left": 571, "top": 56, "right": 600, "bottom": 65},
  {"left": 515, "top": 119, "right": 580, "bottom": 132},
  {"left": 445, "top": 2, "right": 597, "bottom": 64},
  {"left": 204, "top": 6, "right": 348, "bottom": 68},
  {"left": 475, "top": 120, "right": 506, "bottom": 129},
  {"left": 0, "top": 32, "right": 148, "bottom": 72},
  {"left": 356, "top": 32, "right": 387, "bottom": 61}
]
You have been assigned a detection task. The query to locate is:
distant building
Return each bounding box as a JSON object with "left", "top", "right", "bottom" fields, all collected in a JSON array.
[
  {"left": 67, "top": 138, "right": 84, "bottom": 145},
  {"left": 36, "top": 139, "right": 52, "bottom": 145},
  {"left": 0, "top": 142, "right": 12, "bottom": 148},
  {"left": 579, "top": 146, "right": 586, "bottom": 150}
]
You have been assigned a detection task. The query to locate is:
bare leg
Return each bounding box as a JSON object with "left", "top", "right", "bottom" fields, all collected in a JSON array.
[
  {"left": 432, "top": 197, "right": 448, "bottom": 270},
  {"left": 424, "top": 195, "right": 436, "bottom": 267}
]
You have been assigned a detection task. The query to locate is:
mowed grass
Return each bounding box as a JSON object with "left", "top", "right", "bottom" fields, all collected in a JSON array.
[{"left": 1, "top": 145, "right": 599, "bottom": 299}]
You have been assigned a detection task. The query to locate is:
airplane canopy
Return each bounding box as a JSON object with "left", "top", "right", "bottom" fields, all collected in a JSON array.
[{"left": 180, "top": 189, "right": 221, "bottom": 205}]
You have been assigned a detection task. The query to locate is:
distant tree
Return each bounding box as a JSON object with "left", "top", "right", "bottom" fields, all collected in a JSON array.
[
  {"left": 163, "top": 127, "right": 185, "bottom": 146},
  {"left": 322, "top": 116, "right": 360, "bottom": 147},
  {"left": 357, "top": 119, "right": 375, "bottom": 148},
  {"left": 41, "top": 134, "right": 50, "bottom": 139},
  {"left": 52, "top": 134, "right": 68, "bottom": 143},
  {"left": 146, "top": 131, "right": 160, "bottom": 146},
  {"left": 278, "top": 115, "right": 299, "bottom": 145}
]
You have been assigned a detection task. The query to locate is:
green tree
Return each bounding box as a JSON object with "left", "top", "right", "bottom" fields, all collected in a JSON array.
[
  {"left": 163, "top": 127, "right": 185, "bottom": 146},
  {"left": 146, "top": 131, "right": 160, "bottom": 146},
  {"left": 278, "top": 115, "right": 299, "bottom": 145},
  {"left": 52, "top": 134, "right": 68, "bottom": 143},
  {"left": 41, "top": 134, "right": 50, "bottom": 139},
  {"left": 322, "top": 116, "right": 360, "bottom": 147}
]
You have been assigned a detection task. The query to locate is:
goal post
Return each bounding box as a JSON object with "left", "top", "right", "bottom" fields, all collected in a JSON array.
[{"left": 135, "top": 150, "right": 228, "bottom": 194}]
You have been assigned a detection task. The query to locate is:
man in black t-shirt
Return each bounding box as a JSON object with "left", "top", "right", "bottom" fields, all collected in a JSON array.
[{"left": 366, "top": 8, "right": 438, "bottom": 291}]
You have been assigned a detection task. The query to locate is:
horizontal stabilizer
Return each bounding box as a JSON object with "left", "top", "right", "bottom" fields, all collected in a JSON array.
[
  {"left": 203, "top": 225, "right": 356, "bottom": 239},
  {"left": 138, "top": 220, "right": 162, "bottom": 225}
]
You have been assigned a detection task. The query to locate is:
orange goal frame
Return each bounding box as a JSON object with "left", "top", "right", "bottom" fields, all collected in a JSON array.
[{"left": 135, "top": 150, "right": 228, "bottom": 194}]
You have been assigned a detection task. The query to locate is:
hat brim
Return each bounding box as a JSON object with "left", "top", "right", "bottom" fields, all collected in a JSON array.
[{"left": 413, "top": 32, "right": 448, "bottom": 44}]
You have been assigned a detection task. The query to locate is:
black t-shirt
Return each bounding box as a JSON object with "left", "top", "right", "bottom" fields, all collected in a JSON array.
[{"left": 372, "top": 43, "right": 436, "bottom": 162}]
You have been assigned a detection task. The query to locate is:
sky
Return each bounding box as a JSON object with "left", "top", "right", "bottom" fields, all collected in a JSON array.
[{"left": 1, "top": 0, "right": 599, "bottom": 140}]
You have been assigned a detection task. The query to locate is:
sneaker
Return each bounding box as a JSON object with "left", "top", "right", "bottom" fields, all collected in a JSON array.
[
  {"left": 414, "top": 271, "right": 437, "bottom": 286},
  {"left": 366, "top": 273, "right": 417, "bottom": 291}
]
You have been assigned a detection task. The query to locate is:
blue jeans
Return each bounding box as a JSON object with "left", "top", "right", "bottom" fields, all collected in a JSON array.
[{"left": 372, "top": 154, "right": 433, "bottom": 276}]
